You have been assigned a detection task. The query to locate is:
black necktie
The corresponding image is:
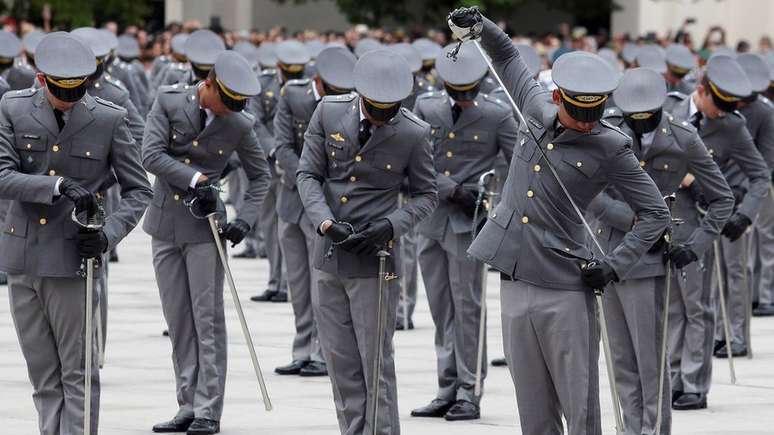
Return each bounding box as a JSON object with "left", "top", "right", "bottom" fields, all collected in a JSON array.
[
  {"left": 452, "top": 103, "right": 463, "bottom": 125},
  {"left": 53, "top": 109, "right": 65, "bottom": 131},
  {"left": 359, "top": 118, "right": 372, "bottom": 147},
  {"left": 690, "top": 111, "right": 703, "bottom": 130},
  {"left": 200, "top": 109, "right": 207, "bottom": 131}
]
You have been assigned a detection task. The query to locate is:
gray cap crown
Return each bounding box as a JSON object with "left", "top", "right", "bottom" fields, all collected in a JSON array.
[
  {"left": 36, "top": 32, "right": 96, "bottom": 78},
  {"left": 257, "top": 43, "right": 278, "bottom": 69},
  {"left": 354, "top": 48, "right": 413, "bottom": 103},
  {"left": 22, "top": 30, "right": 45, "bottom": 56},
  {"left": 635, "top": 45, "right": 667, "bottom": 74},
  {"left": 305, "top": 39, "right": 326, "bottom": 59},
  {"left": 354, "top": 38, "right": 382, "bottom": 58},
  {"left": 185, "top": 29, "right": 226, "bottom": 65},
  {"left": 171, "top": 33, "right": 189, "bottom": 56},
  {"left": 706, "top": 55, "right": 752, "bottom": 99},
  {"left": 117, "top": 34, "right": 140, "bottom": 58},
  {"left": 99, "top": 29, "right": 118, "bottom": 51},
  {"left": 276, "top": 40, "right": 310, "bottom": 65},
  {"left": 621, "top": 42, "right": 639, "bottom": 64},
  {"left": 214, "top": 50, "right": 261, "bottom": 97},
  {"left": 436, "top": 42, "right": 487, "bottom": 85},
  {"left": 390, "top": 42, "right": 422, "bottom": 73},
  {"left": 737, "top": 53, "right": 769, "bottom": 93},
  {"left": 233, "top": 40, "right": 259, "bottom": 67},
  {"left": 71, "top": 27, "right": 111, "bottom": 58},
  {"left": 613, "top": 67, "right": 667, "bottom": 113},
  {"left": 665, "top": 44, "right": 696, "bottom": 72},
  {"left": 412, "top": 38, "right": 442, "bottom": 62},
  {"left": 0, "top": 31, "right": 22, "bottom": 59},
  {"left": 553, "top": 51, "right": 618, "bottom": 95},
  {"left": 316, "top": 46, "right": 357, "bottom": 89}
]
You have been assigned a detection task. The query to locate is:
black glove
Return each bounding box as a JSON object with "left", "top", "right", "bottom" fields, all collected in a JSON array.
[
  {"left": 448, "top": 7, "right": 484, "bottom": 41},
  {"left": 648, "top": 229, "right": 669, "bottom": 254},
  {"left": 325, "top": 222, "right": 354, "bottom": 244},
  {"left": 222, "top": 219, "right": 250, "bottom": 247},
  {"left": 191, "top": 181, "right": 218, "bottom": 216},
  {"left": 451, "top": 185, "right": 479, "bottom": 218},
  {"left": 580, "top": 261, "right": 618, "bottom": 291},
  {"left": 59, "top": 177, "right": 98, "bottom": 216},
  {"left": 731, "top": 187, "right": 747, "bottom": 211},
  {"left": 668, "top": 244, "right": 698, "bottom": 269},
  {"left": 721, "top": 213, "right": 752, "bottom": 242},
  {"left": 687, "top": 181, "right": 708, "bottom": 209},
  {"left": 76, "top": 229, "right": 108, "bottom": 259},
  {"left": 340, "top": 219, "right": 394, "bottom": 257}
]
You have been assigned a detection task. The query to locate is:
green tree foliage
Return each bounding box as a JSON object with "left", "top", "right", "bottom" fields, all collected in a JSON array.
[{"left": 7, "top": 0, "right": 150, "bottom": 28}]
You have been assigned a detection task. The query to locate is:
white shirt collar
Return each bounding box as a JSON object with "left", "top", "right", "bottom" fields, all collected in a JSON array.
[
  {"left": 358, "top": 97, "right": 366, "bottom": 122},
  {"left": 641, "top": 130, "right": 656, "bottom": 146},
  {"left": 312, "top": 81, "right": 322, "bottom": 102},
  {"left": 689, "top": 92, "right": 699, "bottom": 118},
  {"left": 196, "top": 82, "right": 215, "bottom": 126}
]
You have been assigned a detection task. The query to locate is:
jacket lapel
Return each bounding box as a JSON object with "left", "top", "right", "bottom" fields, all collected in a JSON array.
[
  {"left": 452, "top": 102, "right": 483, "bottom": 132},
  {"left": 184, "top": 87, "right": 202, "bottom": 133},
  {"left": 30, "top": 90, "right": 60, "bottom": 138},
  {"left": 57, "top": 94, "right": 95, "bottom": 143},
  {"left": 434, "top": 97, "right": 454, "bottom": 131}
]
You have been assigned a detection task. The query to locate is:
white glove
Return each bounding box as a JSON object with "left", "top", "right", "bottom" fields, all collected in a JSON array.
[{"left": 447, "top": 7, "right": 484, "bottom": 42}]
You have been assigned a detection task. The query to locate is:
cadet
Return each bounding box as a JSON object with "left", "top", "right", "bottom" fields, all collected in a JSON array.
[
  {"left": 297, "top": 48, "right": 438, "bottom": 435},
  {"left": 664, "top": 55, "right": 769, "bottom": 410},
  {"left": 412, "top": 38, "right": 443, "bottom": 90},
  {"left": 740, "top": 53, "right": 774, "bottom": 318},
  {"left": 0, "top": 30, "right": 22, "bottom": 93},
  {"left": 589, "top": 68, "right": 734, "bottom": 435},
  {"left": 143, "top": 51, "right": 270, "bottom": 435},
  {"left": 665, "top": 44, "right": 698, "bottom": 95},
  {"left": 109, "top": 34, "right": 150, "bottom": 116},
  {"left": 6, "top": 29, "right": 39, "bottom": 90},
  {"left": 248, "top": 40, "right": 308, "bottom": 302},
  {"left": 449, "top": 8, "right": 670, "bottom": 435},
  {"left": 410, "top": 41, "right": 517, "bottom": 421},
  {"left": 635, "top": 45, "right": 667, "bottom": 75},
  {"left": 150, "top": 33, "right": 188, "bottom": 89},
  {"left": 0, "top": 32, "right": 151, "bottom": 435},
  {"left": 272, "top": 45, "right": 357, "bottom": 378}
]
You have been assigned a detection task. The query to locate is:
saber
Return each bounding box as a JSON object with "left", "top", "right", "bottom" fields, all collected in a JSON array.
[
  {"left": 742, "top": 232, "right": 752, "bottom": 359},
  {"left": 398, "top": 193, "right": 409, "bottom": 331},
  {"left": 713, "top": 240, "right": 737, "bottom": 384},
  {"left": 96, "top": 298, "right": 104, "bottom": 369},
  {"left": 463, "top": 39, "right": 625, "bottom": 433},
  {"left": 473, "top": 170, "right": 496, "bottom": 398},
  {"left": 72, "top": 205, "right": 105, "bottom": 435},
  {"left": 208, "top": 214, "right": 273, "bottom": 410},
  {"left": 371, "top": 250, "right": 391, "bottom": 435}
]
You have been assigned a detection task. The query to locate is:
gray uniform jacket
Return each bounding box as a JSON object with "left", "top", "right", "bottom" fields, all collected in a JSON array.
[
  {"left": 664, "top": 92, "right": 770, "bottom": 221},
  {"left": 3, "top": 61, "right": 36, "bottom": 90},
  {"left": 107, "top": 59, "right": 150, "bottom": 116},
  {"left": 467, "top": 18, "right": 670, "bottom": 291},
  {"left": 247, "top": 69, "right": 282, "bottom": 159},
  {"left": 588, "top": 108, "right": 734, "bottom": 280},
  {"left": 739, "top": 95, "right": 774, "bottom": 169},
  {"left": 273, "top": 78, "right": 320, "bottom": 225},
  {"left": 88, "top": 74, "right": 145, "bottom": 146},
  {"left": 141, "top": 84, "right": 271, "bottom": 244},
  {"left": 0, "top": 89, "right": 152, "bottom": 277},
  {"left": 413, "top": 90, "right": 517, "bottom": 240},
  {"left": 0, "top": 76, "right": 9, "bottom": 98},
  {"left": 296, "top": 93, "right": 438, "bottom": 278}
]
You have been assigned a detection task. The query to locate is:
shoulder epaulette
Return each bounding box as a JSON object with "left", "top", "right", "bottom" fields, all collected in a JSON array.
[
  {"left": 236, "top": 110, "right": 255, "bottom": 122},
  {"left": 400, "top": 107, "right": 426, "bottom": 128},
  {"left": 158, "top": 84, "right": 187, "bottom": 94},
  {"left": 286, "top": 78, "right": 311, "bottom": 86},
  {"left": 323, "top": 93, "right": 355, "bottom": 103},
  {"left": 730, "top": 110, "right": 746, "bottom": 121},
  {"left": 482, "top": 93, "right": 508, "bottom": 109},
  {"left": 666, "top": 112, "right": 696, "bottom": 133},
  {"left": 416, "top": 90, "right": 443, "bottom": 102},
  {"left": 760, "top": 96, "right": 773, "bottom": 108},
  {"left": 7, "top": 87, "right": 36, "bottom": 98},
  {"left": 260, "top": 69, "right": 277, "bottom": 77},
  {"left": 599, "top": 119, "right": 630, "bottom": 139},
  {"left": 667, "top": 91, "right": 687, "bottom": 100},
  {"left": 102, "top": 75, "right": 127, "bottom": 92},
  {"left": 94, "top": 96, "right": 124, "bottom": 111}
]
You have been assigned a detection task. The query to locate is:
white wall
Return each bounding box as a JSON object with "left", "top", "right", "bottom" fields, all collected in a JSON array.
[{"left": 612, "top": 0, "right": 774, "bottom": 47}]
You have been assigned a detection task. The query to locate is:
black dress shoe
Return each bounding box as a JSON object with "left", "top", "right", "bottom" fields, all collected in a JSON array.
[
  {"left": 713, "top": 340, "right": 726, "bottom": 354},
  {"left": 491, "top": 357, "right": 507, "bottom": 367},
  {"left": 672, "top": 390, "right": 683, "bottom": 404},
  {"left": 109, "top": 250, "right": 119, "bottom": 263},
  {"left": 444, "top": 400, "right": 480, "bottom": 421},
  {"left": 186, "top": 418, "right": 220, "bottom": 434},
  {"left": 411, "top": 399, "right": 455, "bottom": 417},
  {"left": 152, "top": 417, "right": 194, "bottom": 433},
  {"left": 251, "top": 290, "right": 278, "bottom": 302},
  {"left": 233, "top": 247, "right": 257, "bottom": 259},
  {"left": 0, "top": 272, "right": 7, "bottom": 286},
  {"left": 163, "top": 329, "right": 169, "bottom": 337},
  {"left": 672, "top": 393, "right": 707, "bottom": 410},
  {"left": 270, "top": 292, "right": 288, "bottom": 302},
  {"left": 275, "top": 360, "right": 308, "bottom": 375},
  {"left": 714, "top": 342, "right": 747, "bottom": 358},
  {"left": 753, "top": 303, "right": 774, "bottom": 317},
  {"left": 395, "top": 320, "right": 414, "bottom": 330},
  {"left": 299, "top": 361, "right": 328, "bottom": 377}
]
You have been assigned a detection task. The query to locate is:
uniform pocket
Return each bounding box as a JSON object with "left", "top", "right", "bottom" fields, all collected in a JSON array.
[
  {"left": 70, "top": 141, "right": 107, "bottom": 177},
  {"left": 561, "top": 149, "right": 600, "bottom": 178}
]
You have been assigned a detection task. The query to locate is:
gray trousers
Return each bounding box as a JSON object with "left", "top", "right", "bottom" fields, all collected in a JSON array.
[
  {"left": 605, "top": 278, "right": 670, "bottom": 435},
  {"left": 501, "top": 279, "right": 601, "bottom": 435},
  {"left": 418, "top": 230, "right": 486, "bottom": 404},
  {"left": 152, "top": 239, "right": 227, "bottom": 421},
  {"left": 669, "top": 252, "right": 715, "bottom": 394},
  {"left": 228, "top": 168, "right": 263, "bottom": 249},
  {"left": 750, "top": 192, "right": 774, "bottom": 305},
  {"left": 395, "top": 226, "right": 418, "bottom": 325},
  {"left": 8, "top": 274, "right": 100, "bottom": 435},
  {"left": 714, "top": 236, "right": 748, "bottom": 346},
  {"left": 279, "top": 218, "right": 323, "bottom": 362},
  {"left": 314, "top": 269, "right": 400, "bottom": 435},
  {"left": 259, "top": 177, "right": 287, "bottom": 294}
]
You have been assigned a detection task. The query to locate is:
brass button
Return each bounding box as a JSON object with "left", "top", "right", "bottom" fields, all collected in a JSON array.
[
  {"left": 172, "top": 134, "right": 177, "bottom": 140},
  {"left": 533, "top": 164, "right": 541, "bottom": 172},
  {"left": 85, "top": 151, "right": 91, "bottom": 157},
  {"left": 521, "top": 216, "right": 529, "bottom": 224},
  {"left": 663, "top": 164, "right": 669, "bottom": 170},
  {"left": 26, "top": 143, "right": 31, "bottom": 149},
  {"left": 431, "top": 129, "right": 436, "bottom": 135},
  {"left": 640, "top": 161, "right": 646, "bottom": 168},
  {"left": 331, "top": 151, "right": 336, "bottom": 157},
  {"left": 218, "top": 149, "right": 224, "bottom": 155},
  {"left": 95, "top": 192, "right": 102, "bottom": 199},
  {"left": 597, "top": 228, "right": 602, "bottom": 234},
  {"left": 446, "top": 151, "right": 453, "bottom": 158},
  {"left": 94, "top": 82, "right": 100, "bottom": 88},
  {"left": 565, "top": 247, "right": 571, "bottom": 252},
  {"left": 355, "top": 155, "right": 362, "bottom": 162},
  {"left": 385, "top": 164, "right": 392, "bottom": 170},
  {"left": 52, "top": 145, "right": 60, "bottom": 152},
  {"left": 444, "top": 170, "right": 451, "bottom": 176},
  {"left": 184, "top": 158, "right": 191, "bottom": 164},
  {"left": 527, "top": 190, "right": 534, "bottom": 198},
  {"left": 39, "top": 218, "right": 47, "bottom": 225},
  {"left": 709, "top": 149, "right": 714, "bottom": 155},
  {"left": 298, "top": 123, "right": 303, "bottom": 128},
  {"left": 48, "top": 170, "right": 56, "bottom": 176},
  {"left": 9, "top": 226, "right": 14, "bottom": 233},
  {"left": 193, "top": 140, "right": 199, "bottom": 147},
  {"left": 174, "top": 194, "right": 180, "bottom": 201},
  {"left": 473, "top": 135, "right": 479, "bottom": 140},
  {"left": 492, "top": 213, "right": 497, "bottom": 218},
  {"left": 576, "top": 161, "right": 582, "bottom": 168},
  {"left": 547, "top": 143, "right": 554, "bottom": 150},
  {"left": 448, "top": 132, "right": 456, "bottom": 139},
  {"left": 340, "top": 196, "right": 348, "bottom": 204},
  {"left": 349, "top": 176, "right": 357, "bottom": 182},
  {"left": 190, "top": 95, "right": 196, "bottom": 101},
  {"left": 662, "top": 128, "right": 668, "bottom": 134}
]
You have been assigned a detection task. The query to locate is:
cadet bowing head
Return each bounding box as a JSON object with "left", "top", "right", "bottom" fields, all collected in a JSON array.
[
  {"left": 201, "top": 50, "right": 261, "bottom": 116},
  {"left": 35, "top": 32, "right": 96, "bottom": 110},
  {"left": 354, "top": 48, "right": 413, "bottom": 126},
  {"left": 314, "top": 46, "right": 357, "bottom": 97},
  {"left": 550, "top": 51, "right": 618, "bottom": 132},
  {"left": 435, "top": 41, "right": 487, "bottom": 108},
  {"left": 694, "top": 54, "right": 752, "bottom": 118}
]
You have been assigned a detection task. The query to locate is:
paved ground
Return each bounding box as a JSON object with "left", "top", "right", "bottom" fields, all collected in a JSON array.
[{"left": 1, "top": 225, "right": 774, "bottom": 434}]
